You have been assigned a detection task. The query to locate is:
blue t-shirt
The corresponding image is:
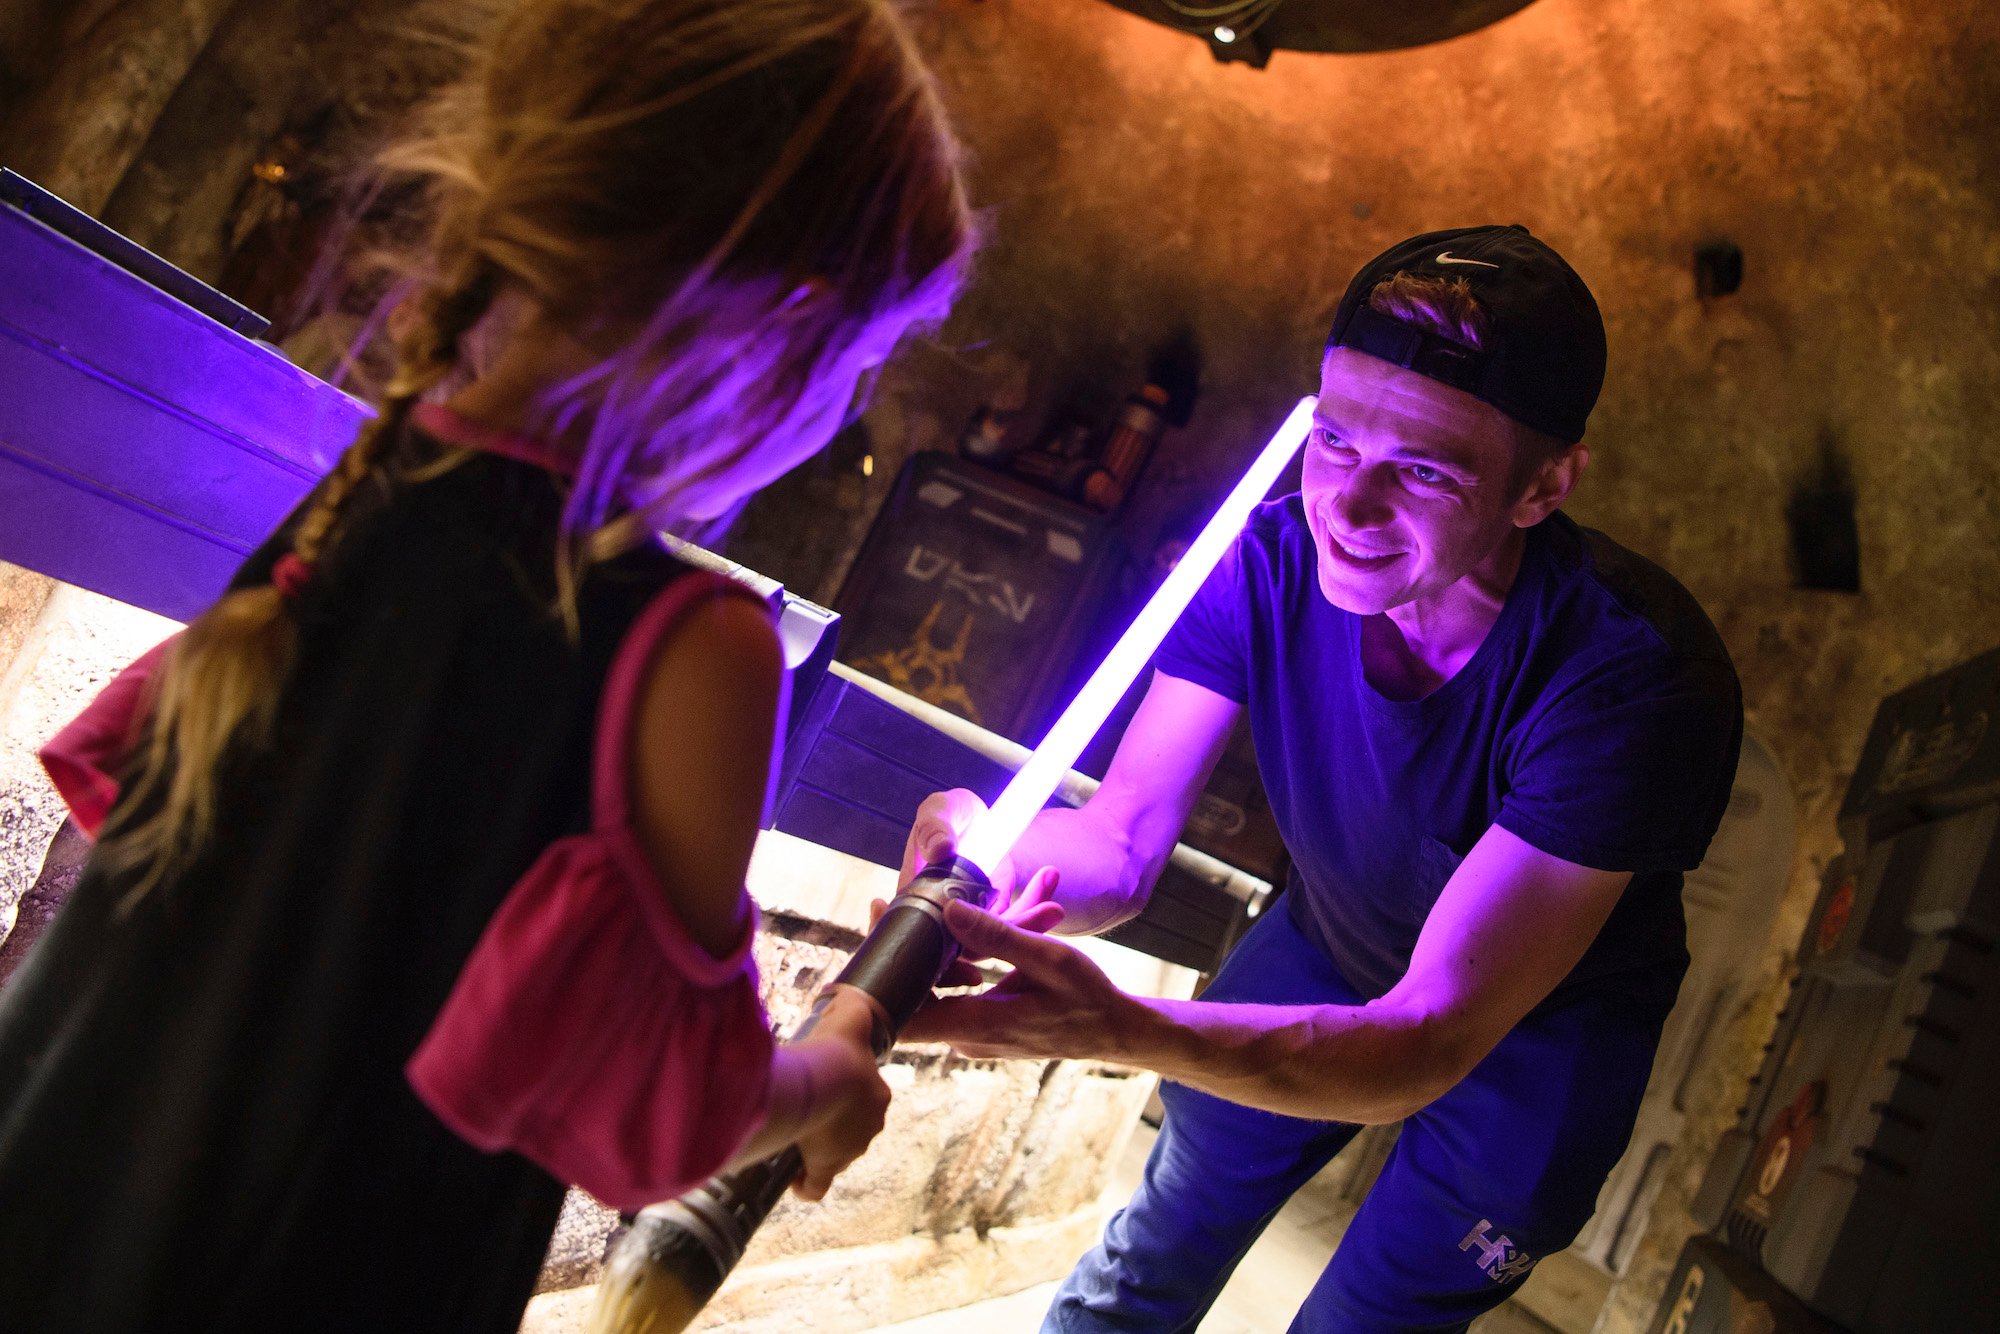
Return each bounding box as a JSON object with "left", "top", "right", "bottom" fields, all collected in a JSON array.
[{"left": 1155, "top": 498, "right": 1743, "bottom": 1015}]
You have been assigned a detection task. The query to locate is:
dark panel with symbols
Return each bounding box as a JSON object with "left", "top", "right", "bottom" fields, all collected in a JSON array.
[
  {"left": 1644, "top": 1235, "right": 1836, "bottom": 1334},
  {"left": 833, "top": 452, "right": 1129, "bottom": 746}
]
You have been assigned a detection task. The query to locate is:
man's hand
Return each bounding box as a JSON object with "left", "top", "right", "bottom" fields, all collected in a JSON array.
[
  {"left": 896, "top": 677, "right": 1242, "bottom": 939},
  {"left": 898, "top": 902, "right": 1152, "bottom": 1062},
  {"left": 894, "top": 789, "right": 1065, "bottom": 985},
  {"left": 868, "top": 867, "right": 1065, "bottom": 987},
  {"left": 899, "top": 788, "right": 1032, "bottom": 896}
]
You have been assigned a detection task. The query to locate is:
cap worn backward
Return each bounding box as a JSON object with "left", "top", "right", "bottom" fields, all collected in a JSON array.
[{"left": 1324, "top": 224, "right": 1607, "bottom": 443}]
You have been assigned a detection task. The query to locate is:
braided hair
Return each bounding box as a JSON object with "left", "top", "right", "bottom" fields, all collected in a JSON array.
[
  {"left": 99, "top": 0, "right": 975, "bottom": 904},
  {"left": 103, "top": 263, "right": 500, "bottom": 902}
]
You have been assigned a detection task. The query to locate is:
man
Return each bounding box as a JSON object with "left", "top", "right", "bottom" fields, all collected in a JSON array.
[{"left": 898, "top": 225, "right": 1743, "bottom": 1332}]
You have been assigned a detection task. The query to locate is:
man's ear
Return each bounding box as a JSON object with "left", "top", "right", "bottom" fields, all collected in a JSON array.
[{"left": 1512, "top": 441, "right": 1588, "bottom": 527}]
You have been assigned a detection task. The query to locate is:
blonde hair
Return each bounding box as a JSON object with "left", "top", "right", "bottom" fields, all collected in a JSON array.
[
  {"left": 1365, "top": 271, "right": 1570, "bottom": 489},
  {"left": 103, "top": 0, "right": 975, "bottom": 901}
]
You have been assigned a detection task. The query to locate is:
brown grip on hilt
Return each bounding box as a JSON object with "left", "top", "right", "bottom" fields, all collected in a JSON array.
[
  {"left": 829, "top": 854, "right": 999, "bottom": 1034},
  {"left": 586, "top": 857, "right": 996, "bottom": 1333}
]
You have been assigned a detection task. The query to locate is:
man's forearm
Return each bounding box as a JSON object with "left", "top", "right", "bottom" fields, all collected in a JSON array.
[
  {"left": 1102, "top": 993, "right": 1455, "bottom": 1125},
  {"left": 1009, "top": 802, "right": 1161, "bottom": 935}
]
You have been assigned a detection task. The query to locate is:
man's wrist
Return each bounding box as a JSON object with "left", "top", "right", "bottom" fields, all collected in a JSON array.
[
  {"left": 1048, "top": 885, "right": 1147, "bottom": 938},
  {"left": 1101, "top": 994, "right": 1187, "bottom": 1072}
]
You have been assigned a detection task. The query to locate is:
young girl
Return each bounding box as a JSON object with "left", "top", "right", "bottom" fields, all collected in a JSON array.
[{"left": 0, "top": 2, "right": 973, "bottom": 1329}]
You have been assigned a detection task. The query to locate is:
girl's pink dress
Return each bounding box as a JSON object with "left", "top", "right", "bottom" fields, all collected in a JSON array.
[{"left": 19, "top": 404, "right": 779, "bottom": 1330}]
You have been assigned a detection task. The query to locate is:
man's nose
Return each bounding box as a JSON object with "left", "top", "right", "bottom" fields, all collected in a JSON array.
[{"left": 1332, "top": 464, "right": 1396, "bottom": 529}]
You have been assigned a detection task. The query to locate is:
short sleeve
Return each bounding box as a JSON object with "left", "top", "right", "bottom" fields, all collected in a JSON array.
[
  {"left": 405, "top": 830, "right": 775, "bottom": 1212},
  {"left": 39, "top": 634, "right": 178, "bottom": 837},
  {"left": 1153, "top": 533, "right": 1253, "bottom": 704},
  {"left": 406, "top": 570, "right": 779, "bottom": 1211},
  {"left": 1497, "top": 651, "right": 1743, "bottom": 873}
]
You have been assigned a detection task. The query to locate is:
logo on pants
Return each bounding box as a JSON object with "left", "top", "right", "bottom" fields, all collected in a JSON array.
[{"left": 1459, "top": 1219, "right": 1535, "bottom": 1283}]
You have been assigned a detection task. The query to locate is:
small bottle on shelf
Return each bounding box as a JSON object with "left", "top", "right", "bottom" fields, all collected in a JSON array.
[{"left": 1084, "top": 383, "right": 1169, "bottom": 511}]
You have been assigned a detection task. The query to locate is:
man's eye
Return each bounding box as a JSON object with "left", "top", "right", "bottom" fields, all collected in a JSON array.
[
  {"left": 1407, "top": 464, "right": 1450, "bottom": 487},
  {"left": 1313, "top": 428, "right": 1353, "bottom": 460}
]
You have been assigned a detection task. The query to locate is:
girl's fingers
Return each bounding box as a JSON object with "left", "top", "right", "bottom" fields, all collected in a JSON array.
[
  {"left": 938, "top": 959, "right": 986, "bottom": 988},
  {"left": 1006, "top": 900, "right": 1066, "bottom": 935},
  {"left": 1001, "top": 866, "right": 1062, "bottom": 933}
]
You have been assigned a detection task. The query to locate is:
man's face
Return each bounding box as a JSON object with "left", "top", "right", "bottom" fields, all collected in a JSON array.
[
  {"left": 678, "top": 320, "right": 903, "bottom": 520},
  {"left": 1302, "top": 347, "right": 1546, "bottom": 617}
]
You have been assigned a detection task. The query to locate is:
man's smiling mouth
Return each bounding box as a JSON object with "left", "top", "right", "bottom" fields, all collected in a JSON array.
[{"left": 1330, "top": 535, "right": 1401, "bottom": 564}]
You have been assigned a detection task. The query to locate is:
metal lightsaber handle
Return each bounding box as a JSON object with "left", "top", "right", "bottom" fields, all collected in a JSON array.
[{"left": 586, "top": 857, "right": 997, "bottom": 1334}]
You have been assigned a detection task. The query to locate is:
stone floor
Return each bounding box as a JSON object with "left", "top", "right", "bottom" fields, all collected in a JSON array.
[
  {"left": 528, "top": 1118, "right": 1607, "bottom": 1334},
  {"left": 868, "top": 1123, "right": 1570, "bottom": 1334}
]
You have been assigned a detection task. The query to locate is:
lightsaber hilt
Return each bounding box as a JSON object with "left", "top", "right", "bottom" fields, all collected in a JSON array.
[
  {"left": 588, "top": 858, "right": 997, "bottom": 1332},
  {"left": 835, "top": 854, "right": 999, "bottom": 1028}
]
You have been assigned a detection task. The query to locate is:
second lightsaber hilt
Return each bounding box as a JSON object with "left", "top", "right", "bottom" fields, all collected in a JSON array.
[{"left": 587, "top": 856, "right": 998, "bottom": 1333}]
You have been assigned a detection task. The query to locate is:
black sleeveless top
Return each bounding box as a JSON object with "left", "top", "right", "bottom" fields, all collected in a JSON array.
[{"left": 0, "top": 437, "right": 698, "bottom": 1332}]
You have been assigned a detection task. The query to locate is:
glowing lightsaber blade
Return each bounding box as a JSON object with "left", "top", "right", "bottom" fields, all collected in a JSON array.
[
  {"left": 588, "top": 396, "right": 1318, "bottom": 1334},
  {"left": 955, "top": 393, "right": 1318, "bottom": 875}
]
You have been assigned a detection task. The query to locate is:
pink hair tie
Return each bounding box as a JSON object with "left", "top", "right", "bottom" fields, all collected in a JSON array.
[{"left": 271, "top": 553, "right": 316, "bottom": 600}]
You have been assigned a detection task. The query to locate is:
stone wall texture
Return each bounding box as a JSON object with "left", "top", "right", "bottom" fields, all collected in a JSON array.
[{"left": 0, "top": 579, "right": 179, "bottom": 937}]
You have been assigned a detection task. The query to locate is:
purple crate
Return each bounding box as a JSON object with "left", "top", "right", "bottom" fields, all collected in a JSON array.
[{"left": 0, "top": 184, "right": 368, "bottom": 620}]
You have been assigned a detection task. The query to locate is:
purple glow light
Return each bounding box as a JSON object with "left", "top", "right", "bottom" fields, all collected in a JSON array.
[
  {"left": 0, "top": 193, "right": 369, "bottom": 621},
  {"left": 955, "top": 396, "right": 1318, "bottom": 876}
]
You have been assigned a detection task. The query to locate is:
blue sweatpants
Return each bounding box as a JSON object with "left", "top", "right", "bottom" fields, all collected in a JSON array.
[{"left": 1047, "top": 899, "right": 1668, "bottom": 1333}]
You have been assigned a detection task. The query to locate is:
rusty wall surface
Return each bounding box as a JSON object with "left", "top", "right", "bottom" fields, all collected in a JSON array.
[
  {"left": 0, "top": 0, "right": 238, "bottom": 215},
  {"left": 731, "top": 2, "right": 2000, "bottom": 1327}
]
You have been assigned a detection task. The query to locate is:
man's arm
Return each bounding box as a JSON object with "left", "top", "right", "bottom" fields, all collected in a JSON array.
[
  {"left": 900, "top": 671, "right": 1241, "bottom": 935},
  {"left": 903, "top": 823, "right": 1632, "bottom": 1124}
]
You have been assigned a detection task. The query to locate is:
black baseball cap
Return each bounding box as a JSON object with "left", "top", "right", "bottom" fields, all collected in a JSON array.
[{"left": 1323, "top": 225, "right": 1606, "bottom": 443}]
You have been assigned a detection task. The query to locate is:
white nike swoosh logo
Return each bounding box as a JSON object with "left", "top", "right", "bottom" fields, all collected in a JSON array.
[{"left": 1435, "top": 251, "right": 1500, "bottom": 268}]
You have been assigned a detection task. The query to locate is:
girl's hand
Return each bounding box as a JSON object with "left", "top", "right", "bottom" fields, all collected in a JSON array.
[{"left": 787, "top": 986, "right": 891, "bottom": 1200}]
